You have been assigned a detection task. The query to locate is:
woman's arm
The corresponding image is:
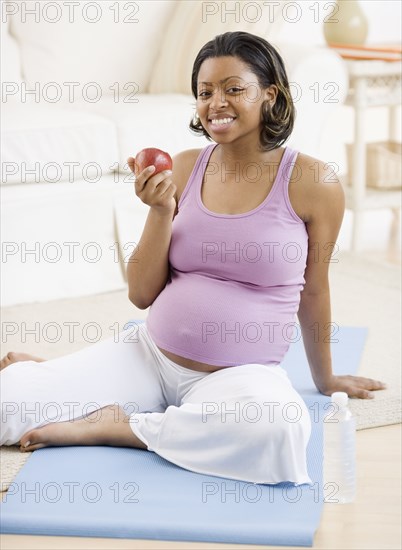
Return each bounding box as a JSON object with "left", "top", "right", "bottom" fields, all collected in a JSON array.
[
  {"left": 126, "top": 149, "right": 202, "bottom": 310},
  {"left": 127, "top": 206, "right": 174, "bottom": 310},
  {"left": 296, "top": 159, "right": 386, "bottom": 399},
  {"left": 125, "top": 156, "right": 177, "bottom": 309}
]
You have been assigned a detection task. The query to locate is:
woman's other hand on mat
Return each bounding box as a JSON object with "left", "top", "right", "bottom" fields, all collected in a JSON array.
[
  {"left": 128, "top": 157, "right": 176, "bottom": 216},
  {"left": 318, "top": 374, "right": 387, "bottom": 399}
]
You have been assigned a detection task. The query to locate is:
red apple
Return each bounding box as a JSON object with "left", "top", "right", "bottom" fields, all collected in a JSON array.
[{"left": 134, "top": 148, "right": 173, "bottom": 176}]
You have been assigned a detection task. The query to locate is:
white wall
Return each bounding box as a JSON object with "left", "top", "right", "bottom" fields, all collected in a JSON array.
[
  {"left": 362, "top": 0, "right": 401, "bottom": 43},
  {"left": 278, "top": 0, "right": 401, "bottom": 45}
]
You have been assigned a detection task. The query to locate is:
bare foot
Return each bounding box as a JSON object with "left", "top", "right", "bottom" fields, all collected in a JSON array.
[
  {"left": 0, "top": 352, "right": 46, "bottom": 371},
  {"left": 19, "top": 404, "right": 147, "bottom": 452}
]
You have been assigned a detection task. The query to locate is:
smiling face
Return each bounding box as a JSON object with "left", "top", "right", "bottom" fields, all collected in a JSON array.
[{"left": 196, "top": 56, "right": 277, "bottom": 149}]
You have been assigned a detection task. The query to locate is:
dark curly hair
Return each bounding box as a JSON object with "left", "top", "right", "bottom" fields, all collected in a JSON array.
[{"left": 189, "top": 31, "right": 295, "bottom": 151}]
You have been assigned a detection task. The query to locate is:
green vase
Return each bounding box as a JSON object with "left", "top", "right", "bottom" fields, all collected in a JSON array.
[{"left": 324, "top": 0, "right": 368, "bottom": 46}]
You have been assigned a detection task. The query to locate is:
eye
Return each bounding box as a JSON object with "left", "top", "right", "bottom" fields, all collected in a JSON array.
[
  {"left": 227, "top": 87, "right": 244, "bottom": 94},
  {"left": 198, "top": 90, "right": 212, "bottom": 98}
]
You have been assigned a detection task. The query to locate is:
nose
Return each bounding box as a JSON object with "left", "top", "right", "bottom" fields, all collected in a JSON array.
[{"left": 210, "top": 87, "right": 228, "bottom": 109}]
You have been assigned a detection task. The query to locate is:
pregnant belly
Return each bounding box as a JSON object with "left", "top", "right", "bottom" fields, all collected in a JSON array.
[{"left": 147, "top": 272, "right": 298, "bottom": 369}]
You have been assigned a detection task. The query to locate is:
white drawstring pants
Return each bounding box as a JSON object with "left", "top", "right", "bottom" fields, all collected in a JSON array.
[{"left": 1, "top": 322, "right": 312, "bottom": 485}]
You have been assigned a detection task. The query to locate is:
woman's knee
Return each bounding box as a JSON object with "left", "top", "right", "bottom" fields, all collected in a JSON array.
[{"left": 201, "top": 396, "right": 311, "bottom": 442}]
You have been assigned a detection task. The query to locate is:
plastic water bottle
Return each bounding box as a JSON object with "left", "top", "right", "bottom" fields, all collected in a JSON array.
[{"left": 323, "top": 391, "right": 356, "bottom": 503}]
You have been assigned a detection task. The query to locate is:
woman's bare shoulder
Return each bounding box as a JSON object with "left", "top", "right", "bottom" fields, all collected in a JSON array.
[
  {"left": 290, "top": 152, "right": 343, "bottom": 223},
  {"left": 172, "top": 148, "right": 204, "bottom": 203},
  {"left": 295, "top": 152, "right": 340, "bottom": 186}
]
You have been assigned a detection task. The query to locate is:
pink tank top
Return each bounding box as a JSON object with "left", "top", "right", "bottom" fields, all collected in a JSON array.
[{"left": 146, "top": 144, "right": 308, "bottom": 367}]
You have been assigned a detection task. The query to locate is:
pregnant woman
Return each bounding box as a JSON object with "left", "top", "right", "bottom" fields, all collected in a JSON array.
[{"left": 0, "top": 32, "right": 386, "bottom": 484}]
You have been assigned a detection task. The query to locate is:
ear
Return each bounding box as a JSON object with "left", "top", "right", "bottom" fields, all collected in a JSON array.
[{"left": 264, "top": 84, "right": 278, "bottom": 107}]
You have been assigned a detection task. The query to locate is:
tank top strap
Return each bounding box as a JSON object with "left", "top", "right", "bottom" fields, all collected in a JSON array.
[
  {"left": 277, "top": 146, "right": 299, "bottom": 195},
  {"left": 177, "top": 144, "right": 217, "bottom": 209},
  {"left": 263, "top": 146, "right": 301, "bottom": 219}
]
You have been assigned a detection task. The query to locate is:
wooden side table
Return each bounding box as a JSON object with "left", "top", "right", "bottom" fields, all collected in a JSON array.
[{"left": 342, "top": 59, "right": 402, "bottom": 252}]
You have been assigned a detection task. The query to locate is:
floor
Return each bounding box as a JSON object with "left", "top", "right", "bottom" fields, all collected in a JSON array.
[{"left": 1, "top": 220, "right": 401, "bottom": 549}]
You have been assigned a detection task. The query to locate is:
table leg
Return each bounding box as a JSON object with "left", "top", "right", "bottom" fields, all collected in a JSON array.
[
  {"left": 351, "top": 78, "right": 367, "bottom": 252},
  {"left": 388, "top": 105, "right": 400, "bottom": 142},
  {"left": 388, "top": 207, "right": 401, "bottom": 263}
]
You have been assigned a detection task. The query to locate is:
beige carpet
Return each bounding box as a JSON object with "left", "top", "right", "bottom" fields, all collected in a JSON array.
[{"left": 1, "top": 250, "right": 401, "bottom": 490}]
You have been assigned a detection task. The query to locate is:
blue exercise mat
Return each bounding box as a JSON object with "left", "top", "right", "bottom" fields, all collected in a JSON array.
[{"left": 0, "top": 325, "right": 368, "bottom": 546}]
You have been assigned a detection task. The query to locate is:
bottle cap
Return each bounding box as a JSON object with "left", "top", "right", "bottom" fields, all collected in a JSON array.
[{"left": 331, "top": 392, "right": 349, "bottom": 408}]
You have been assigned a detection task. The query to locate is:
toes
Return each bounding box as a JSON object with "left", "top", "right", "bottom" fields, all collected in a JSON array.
[
  {"left": 20, "top": 442, "right": 46, "bottom": 452},
  {"left": 0, "top": 352, "right": 21, "bottom": 370},
  {"left": 20, "top": 429, "right": 40, "bottom": 449},
  {"left": 0, "top": 353, "right": 12, "bottom": 370},
  {"left": 20, "top": 428, "right": 48, "bottom": 452}
]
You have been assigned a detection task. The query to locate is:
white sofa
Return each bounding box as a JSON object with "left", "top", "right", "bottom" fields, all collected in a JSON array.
[{"left": 1, "top": 0, "right": 348, "bottom": 306}]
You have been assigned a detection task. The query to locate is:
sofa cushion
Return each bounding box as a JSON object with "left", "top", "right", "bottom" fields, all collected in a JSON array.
[
  {"left": 9, "top": 0, "right": 176, "bottom": 97},
  {"left": 1, "top": 1, "right": 23, "bottom": 89},
  {"left": 1, "top": 102, "right": 119, "bottom": 185},
  {"left": 74, "top": 94, "right": 210, "bottom": 171},
  {"left": 0, "top": 175, "right": 128, "bottom": 306},
  {"left": 149, "top": 0, "right": 286, "bottom": 94}
]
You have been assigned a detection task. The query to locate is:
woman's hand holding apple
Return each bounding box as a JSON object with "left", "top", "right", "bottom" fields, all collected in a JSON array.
[{"left": 127, "top": 148, "right": 176, "bottom": 216}]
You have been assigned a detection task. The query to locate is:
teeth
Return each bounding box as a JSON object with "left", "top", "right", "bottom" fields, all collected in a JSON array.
[{"left": 211, "top": 117, "right": 234, "bottom": 125}]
